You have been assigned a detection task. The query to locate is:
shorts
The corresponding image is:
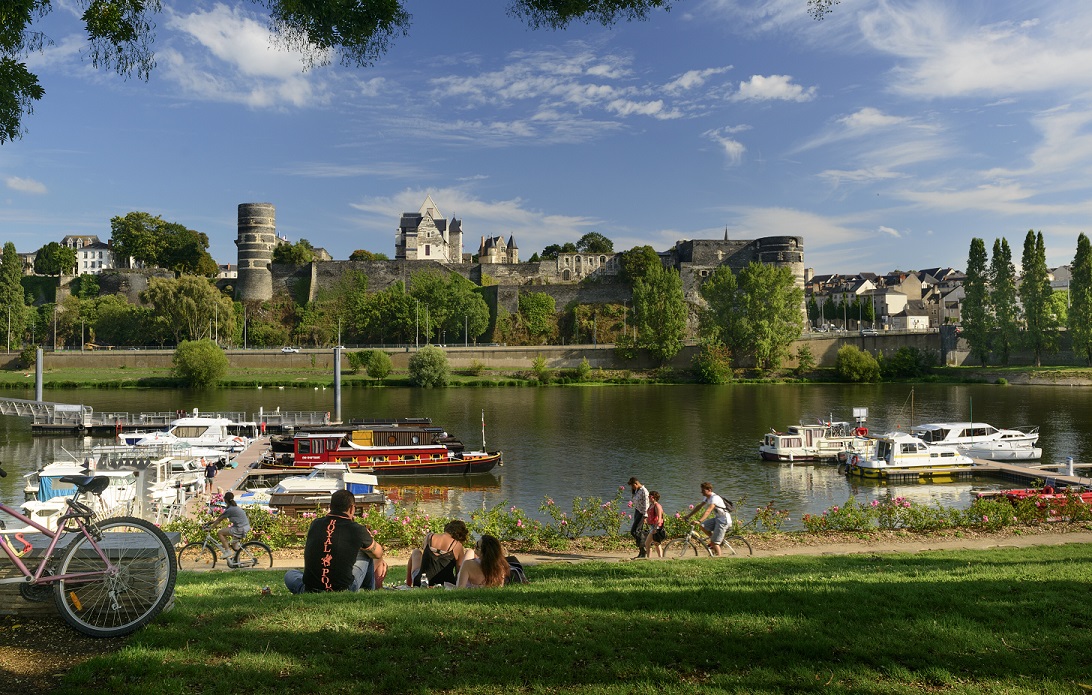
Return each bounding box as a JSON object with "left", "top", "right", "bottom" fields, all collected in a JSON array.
[
  {"left": 227, "top": 525, "right": 250, "bottom": 540},
  {"left": 702, "top": 516, "right": 729, "bottom": 545}
]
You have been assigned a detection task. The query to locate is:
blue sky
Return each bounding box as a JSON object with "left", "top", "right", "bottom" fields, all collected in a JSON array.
[{"left": 3, "top": 0, "right": 1092, "bottom": 275}]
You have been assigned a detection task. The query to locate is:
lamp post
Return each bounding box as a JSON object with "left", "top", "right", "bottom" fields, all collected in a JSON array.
[
  {"left": 622, "top": 300, "right": 628, "bottom": 337},
  {"left": 243, "top": 305, "right": 247, "bottom": 349},
  {"left": 464, "top": 315, "right": 468, "bottom": 347},
  {"left": 415, "top": 300, "right": 419, "bottom": 349}
]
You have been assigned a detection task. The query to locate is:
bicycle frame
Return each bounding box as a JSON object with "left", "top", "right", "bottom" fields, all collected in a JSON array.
[{"left": 0, "top": 499, "right": 115, "bottom": 587}]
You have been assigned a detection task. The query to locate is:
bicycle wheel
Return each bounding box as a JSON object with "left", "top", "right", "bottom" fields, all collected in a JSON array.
[
  {"left": 663, "top": 536, "right": 701, "bottom": 558},
  {"left": 721, "top": 534, "right": 753, "bottom": 557},
  {"left": 54, "top": 516, "right": 178, "bottom": 638},
  {"left": 178, "top": 542, "right": 218, "bottom": 571},
  {"left": 234, "top": 542, "right": 273, "bottom": 569}
]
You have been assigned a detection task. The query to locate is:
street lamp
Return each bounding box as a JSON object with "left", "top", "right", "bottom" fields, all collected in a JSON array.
[
  {"left": 415, "top": 300, "right": 419, "bottom": 349},
  {"left": 464, "top": 315, "right": 468, "bottom": 347}
]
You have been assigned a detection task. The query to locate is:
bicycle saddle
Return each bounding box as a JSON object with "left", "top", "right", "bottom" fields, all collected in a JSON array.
[{"left": 59, "top": 475, "right": 110, "bottom": 495}]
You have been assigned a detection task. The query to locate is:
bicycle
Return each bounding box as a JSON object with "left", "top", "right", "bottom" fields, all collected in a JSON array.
[
  {"left": 0, "top": 462, "right": 178, "bottom": 637},
  {"left": 177, "top": 529, "right": 273, "bottom": 571},
  {"left": 662, "top": 524, "right": 753, "bottom": 558}
]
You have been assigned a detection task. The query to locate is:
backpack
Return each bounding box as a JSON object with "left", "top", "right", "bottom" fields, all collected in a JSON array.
[{"left": 505, "top": 555, "right": 528, "bottom": 585}]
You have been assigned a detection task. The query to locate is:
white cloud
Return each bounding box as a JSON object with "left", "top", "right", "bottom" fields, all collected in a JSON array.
[
  {"left": 5, "top": 177, "right": 47, "bottom": 194},
  {"left": 860, "top": 1, "right": 1092, "bottom": 98},
  {"left": 161, "top": 4, "right": 327, "bottom": 107},
  {"left": 705, "top": 128, "right": 746, "bottom": 164},
  {"left": 730, "top": 74, "right": 816, "bottom": 102},
  {"left": 839, "top": 107, "right": 908, "bottom": 131},
  {"left": 819, "top": 168, "right": 902, "bottom": 185},
  {"left": 663, "top": 66, "right": 733, "bottom": 94},
  {"left": 878, "top": 225, "right": 902, "bottom": 238}
]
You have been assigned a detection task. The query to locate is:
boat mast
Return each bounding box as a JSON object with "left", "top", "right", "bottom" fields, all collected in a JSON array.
[{"left": 481, "top": 409, "right": 487, "bottom": 451}]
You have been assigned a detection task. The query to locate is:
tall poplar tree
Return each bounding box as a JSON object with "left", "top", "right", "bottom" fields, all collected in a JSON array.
[
  {"left": 0, "top": 242, "right": 27, "bottom": 349},
  {"left": 632, "top": 262, "right": 686, "bottom": 365},
  {"left": 1069, "top": 233, "right": 1092, "bottom": 365},
  {"left": 961, "top": 238, "right": 992, "bottom": 366},
  {"left": 1018, "top": 230, "right": 1059, "bottom": 367},
  {"left": 990, "top": 238, "right": 1020, "bottom": 365}
]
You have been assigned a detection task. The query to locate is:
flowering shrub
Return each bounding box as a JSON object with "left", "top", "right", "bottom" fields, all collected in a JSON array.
[
  {"left": 540, "top": 488, "right": 626, "bottom": 538},
  {"left": 749, "top": 501, "right": 790, "bottom": 533},
  {"left": 469, "top": 502, "right": 548, "bottom": 544},
  {"left": 822, "top": 497, "right": 873, "bottom": 532}
]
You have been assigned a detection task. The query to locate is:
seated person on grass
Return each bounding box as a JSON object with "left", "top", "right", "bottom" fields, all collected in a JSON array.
[
  {"left": 284, "top": 489, "right": 386, "bottom": 593},
  {"left": 455, "top": 534, "right": 510, "bottom": 589},
  {"left": 405, "top": 519, "right": 471, "bottom": 588}
]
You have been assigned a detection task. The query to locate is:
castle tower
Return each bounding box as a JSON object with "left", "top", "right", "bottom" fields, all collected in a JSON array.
[{"left": 234, "top": 203, "right": 276, "bottom": 302}]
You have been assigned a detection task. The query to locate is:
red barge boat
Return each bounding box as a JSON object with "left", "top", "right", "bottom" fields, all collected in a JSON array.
[{"left": 262, "top": 416, "right": 502, "bottom": 477}]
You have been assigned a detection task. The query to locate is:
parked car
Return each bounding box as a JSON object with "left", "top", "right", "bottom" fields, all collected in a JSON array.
[
  {"left": 861, "top": 328, "right": 879, "bottom": 337},
  {"left": 281, "top": 346, "right": 300, "bottom": 353}
]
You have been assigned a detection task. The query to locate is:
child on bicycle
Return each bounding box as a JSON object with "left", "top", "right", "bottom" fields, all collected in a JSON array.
[
  {"left": 204, "top": 491, "right": 251, "bottom": 560},
  {"left": 682, "top": 482, "right": 733, "bottom": 556}
]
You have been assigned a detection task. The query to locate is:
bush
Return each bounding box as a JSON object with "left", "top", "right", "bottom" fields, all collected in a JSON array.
[
  {"left": 575, "top": 357, "right": 592, "bottom": 382},
  {"left": 691, "top": 339, "right": 732, "bottom": 384},
  {"left": 172, "top": 339, "right": 228, "bottom": 388},
  {"left": 880, "top": 346, "right": 937, "bottom": 379},
  {"left": 408, "top": 345, "right": 449, "bottom": 387},
  {"left": 532, "top": 355, "right": 552, "bottom": 384},
  {"left": 835, "top": 344, "right": 880, "bottom": 382},
  {"left": 348, "top": 350, "right": 370, "bottom": 372},
  {"left": 794, "top": 344, "right": 817, "bottom": 377},
  {"left": 366, "top": 350, "right": 392, "bottom": 382}
]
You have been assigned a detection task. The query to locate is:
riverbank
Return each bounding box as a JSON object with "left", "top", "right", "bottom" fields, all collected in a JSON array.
[
  {"left": 4, "top": 526, "right": 1091, "bottom": 694},
  {"left": 2, "top": 361, "right": 1092, "bottom": 389}
]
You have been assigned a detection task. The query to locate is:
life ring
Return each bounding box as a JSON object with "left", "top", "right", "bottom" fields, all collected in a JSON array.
[{"left": 848, "top": 453, "right": 860, "bottom": 467}]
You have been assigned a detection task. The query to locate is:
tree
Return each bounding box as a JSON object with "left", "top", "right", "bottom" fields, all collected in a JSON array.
[
  {"left": 92, "top": 294, "right": 155, "bottom": 346},
  {"left": 408, "top": 345, "right": 449, "bottom": 387},
  {"left": 273, "top": 239, "right": 316, "bottom": 265},
  {"left": 575, "top": 232, "right": 613, "bottom": 254},
  {"left": 4, "top": 1, "right": 692, "bottom": 143},
  {"left": 961, "top": 238, "right": 992, "bottom": 366},
  {"left": 806, "top": 296, "right": 821, "bottom": 328},
  {"left": 159, "top": 223, "right": 218, "bottom": 276},
  {"left": 701, "top": 262, "right": 803, "bottom": 372},
  {"left": 349, "top": 249, "right": 389, "bottom": 261},
  {"left": 989, "top": 238, "right": 1020, "bottom": 365},
  {"left": 1070, "top": 233, "right": 1092, "bottom": 366},
  {"left": 619, "top": 245, "right": 661, "bottom": 283},
  {"left": 835, "top": 344, "right": 880, "bottom": 383},
  {"left": 632, "top": 261, "right": 686, "bottom": 364},
  {"left": 109, "top": 211, "right": 216, "bottom": 274},
  {"left": 173, "top": 339, "right": 228, "bottom": 388},
  {"left": 1019, "top": 230, "right": 1059, "bottom": 367},
  {"left": 33, "top": 241, "right": 77, "bottom": 276},
  {"left": 540, "top": 242, "right": 577, "bottom": 260},
  {"left": 691, "top": 339, "right": 732, "bottom": 384},
  {"left": 142, "top": 275, "right": 235, "bottom": 344},
  {"left": 518, "top": 292, "right": 557, "bottom": 342},
  {"left": 366, "top": 350, "right": 392, "bottom": 382},
  {"left": 0, "top": 241, "right": 28, "bottom": 348}
]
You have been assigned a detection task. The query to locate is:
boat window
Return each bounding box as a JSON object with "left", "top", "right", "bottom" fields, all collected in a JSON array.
[
  {"left": 172, "top": 426, "right": 210, "bottom": 438},
  {"left": 787, "top": 438, "right": 802, "bottom": 448},
  {"left": 402, "top": 455, "right": 414, "bottom": 461},
  {"left": 298, "top": 439, "right": 312, "bottom": 454},
  {"left": 411, "top": 435, "right": 420, "bottom": 444}
]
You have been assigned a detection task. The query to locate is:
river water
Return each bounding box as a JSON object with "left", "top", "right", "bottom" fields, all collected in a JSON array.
[{"left": 2, "top": 383, "right": 1090, "bottom": 530}]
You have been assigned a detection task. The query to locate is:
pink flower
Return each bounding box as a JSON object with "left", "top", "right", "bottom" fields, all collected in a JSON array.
[
  {"left": 627, "top": 501, "right": 633, "bottom": 508},
  {"left": 870, "top": 500, "right": 879, "bottom": 507},
  {"left": 982, "top": 515, "right": 989, "bottom": 523},
  {"left": 517, "top": 520, "right": 523, "bottom": 527},
  {"left": 510, "top": 506, "right": 517, "bottom": 512},
  {"left": 561, "top": 520, "right": 567, "bottom": 525},
  {"left": 688, "top": 504, "right": 695, "bottom": 510}
]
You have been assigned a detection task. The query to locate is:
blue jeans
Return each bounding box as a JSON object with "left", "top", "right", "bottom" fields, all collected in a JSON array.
[{"left": 284, "top": 553, "right": 375, "bottom": 594}]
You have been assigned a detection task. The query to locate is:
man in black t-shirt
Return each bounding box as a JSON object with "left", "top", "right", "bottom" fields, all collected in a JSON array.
[{"left": 284, "top": 490, "right": 386, "bottom": 593}]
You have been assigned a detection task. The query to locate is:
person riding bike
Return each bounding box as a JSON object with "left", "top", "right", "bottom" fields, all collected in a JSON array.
[
  {"left": 682, "top": 482, "right": 733, "bottom": 556},
  {"left": 204, "top": 491, "right": 251, "bottom": 561}
]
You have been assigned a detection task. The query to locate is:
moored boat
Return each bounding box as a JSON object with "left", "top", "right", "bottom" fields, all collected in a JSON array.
[
  {"left": 909, "top": 422, "right": 1041, "bottom": 461},
  {"left": 238, "top": 463, "right": 387, "bottom": 517},
  {"left": 120, "top": 414, "right": 252, "bottom": 452},
  {"left": 845, "top": 432, "right": 976, "bottom": 481},
  {"left": 261, "top": 416, "right": 502, "bottom": 477},
  {"left": 759, "top": 421, "right": 872, "bottom": 463}
]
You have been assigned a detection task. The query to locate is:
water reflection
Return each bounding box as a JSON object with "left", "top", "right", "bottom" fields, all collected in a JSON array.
[{"left": 1, "top": 383, "right": 1090, "bottom": 531}]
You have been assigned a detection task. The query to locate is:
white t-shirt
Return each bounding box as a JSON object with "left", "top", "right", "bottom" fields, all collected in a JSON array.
[{"left": 705, "top": 492, "right": 730, "bottom": 521}]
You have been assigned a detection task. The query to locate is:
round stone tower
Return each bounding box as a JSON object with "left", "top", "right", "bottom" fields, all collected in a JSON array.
[{"left": 234, "top": 203, "right": 276, "bottom": 302}]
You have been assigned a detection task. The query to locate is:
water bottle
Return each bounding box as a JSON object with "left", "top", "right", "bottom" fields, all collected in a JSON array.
[{"left": 420, "top": 572, "right": 429, "bottom": 589}]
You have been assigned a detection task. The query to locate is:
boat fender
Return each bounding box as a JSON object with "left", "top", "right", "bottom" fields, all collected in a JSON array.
[
  {"left": 848, "top": 454, "right": 859, "bottom": 467},
  {"left": 326, "top": 411, "right": 330, "bottom": 422}
]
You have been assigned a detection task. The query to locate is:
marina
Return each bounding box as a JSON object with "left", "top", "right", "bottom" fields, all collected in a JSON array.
[{"left": 2, "top": 383, "right": 1092, "bottom": 531}]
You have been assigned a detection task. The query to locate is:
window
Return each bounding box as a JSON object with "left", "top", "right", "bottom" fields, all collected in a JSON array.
[{"left": 425, "top": 245, "right": 430, "bottom": 256}]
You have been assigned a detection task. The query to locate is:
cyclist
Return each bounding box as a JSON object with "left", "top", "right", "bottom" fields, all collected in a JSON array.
[
  {"left": 682, "top": 482, "right": 733, "bottom": 556},
  {"left": 204, "top": 491, "right": 251, "bottom": 561}
]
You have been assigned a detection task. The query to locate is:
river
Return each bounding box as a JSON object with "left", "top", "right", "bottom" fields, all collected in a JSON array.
[{"left": 2, "top": 383, "right": 1090, "bottom": 530}]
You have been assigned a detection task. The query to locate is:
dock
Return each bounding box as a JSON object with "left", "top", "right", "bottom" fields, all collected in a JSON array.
[
  {"left": 848, "top": 459, "right": 1092, "bottom": 486},
  {"left": 0, "top": 396, "right": 333, "bottom": 435}
]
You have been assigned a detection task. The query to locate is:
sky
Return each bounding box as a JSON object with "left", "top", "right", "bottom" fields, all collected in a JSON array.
[{"left": 3, "top": 0, "right": 1092, "bottom": 276}]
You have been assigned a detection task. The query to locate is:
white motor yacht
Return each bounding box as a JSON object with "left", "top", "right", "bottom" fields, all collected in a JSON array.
[{"left": 909, "top": 422, "right": 1041, "bottom": 461}]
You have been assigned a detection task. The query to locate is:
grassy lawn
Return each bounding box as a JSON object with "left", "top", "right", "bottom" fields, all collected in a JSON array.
[{"left": 57, "top": 543, "right": 1092, "bottom": 694}]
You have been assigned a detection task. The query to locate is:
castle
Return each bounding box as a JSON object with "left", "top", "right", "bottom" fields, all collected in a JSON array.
[{"left": 232, "top": 201, "right": 805, "bottom": 314}]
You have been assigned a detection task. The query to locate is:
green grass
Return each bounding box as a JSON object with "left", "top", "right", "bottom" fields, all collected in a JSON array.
[{"left": 58, "top": 543, "right": 1092, "bottom": 694}]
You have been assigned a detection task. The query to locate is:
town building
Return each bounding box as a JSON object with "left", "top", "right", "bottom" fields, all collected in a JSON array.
[{"left": 394, "top": 195, "right": 464, "bottom": 263}]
